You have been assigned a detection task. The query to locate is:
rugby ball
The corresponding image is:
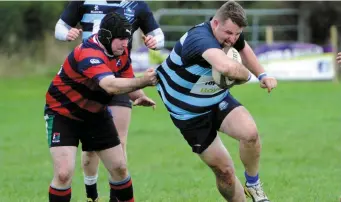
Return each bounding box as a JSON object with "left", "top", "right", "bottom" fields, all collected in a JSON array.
[{"left": 212, "top": 47, "right": 242, "bottom": 89}]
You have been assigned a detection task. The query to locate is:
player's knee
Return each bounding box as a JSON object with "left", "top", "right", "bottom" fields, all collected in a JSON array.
[
  {"left": 242, "top": 128, "right": 259, "bottom": 144},
  {"left": 55, "top": 169, "right": 73, "bottom": 185},
  {"left": 211, "top": 165, "right": 236, "bottom": 186},
  {"left": 110, "top": 161, "right": 128, "bottom": 178}
]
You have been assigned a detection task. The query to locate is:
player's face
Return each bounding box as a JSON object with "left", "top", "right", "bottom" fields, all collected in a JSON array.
[
  {"left": 111, "top": 38, "right": 129, "bottom": 56},
  {"left": 213, "top": 18, "right": 243, "bottom": 48}
]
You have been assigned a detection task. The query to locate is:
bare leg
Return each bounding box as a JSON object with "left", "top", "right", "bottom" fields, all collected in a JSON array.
[
  {"left": 81, "top": 106, "right": 131, "bottom": 200},
  {"left": 50, "top": 146, "right": 77, "bottom": 188},
  {"left": 220, "top": 106, "right": 270, "bottom": 201},
  {"left": 96, "top": 145, "right": 128, "bottom": 181},
  {"left": 219, "top": 106, "right": 261, "bottom": 177},
  {"left": 109, "top": 105, "right": 132, "bottom": 161},
  {"left": 97, "top": 145, "right": 134, "bottom": 202},
  {"left": 49, "top": 146, "right": 77, "bottom": 202},
  {"left": 82, "top": 151, "right": 100, "bottom": 177},
  {"left": 199, "top": 136, "right": 246, "bottom": 202}
]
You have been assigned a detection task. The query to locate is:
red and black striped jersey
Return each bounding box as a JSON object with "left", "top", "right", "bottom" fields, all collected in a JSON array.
[{"left": 45, "top": 35, "right": 134, "bottom": 121}]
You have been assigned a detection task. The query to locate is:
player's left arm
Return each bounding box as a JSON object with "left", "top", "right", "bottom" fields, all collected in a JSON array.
[
  {"left": 139, "top": 2, "right": 164, "bottom": 50},
  {"left": 239, "top": 41, "right": 277, "bottom": 92}
]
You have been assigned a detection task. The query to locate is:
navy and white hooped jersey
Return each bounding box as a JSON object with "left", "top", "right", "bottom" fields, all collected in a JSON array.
[
  {"left": 60, "top": 0, "right": 159, "bottom": 49},
  {"left": 156, "top": 22, "right": 245, "bottom": 121}
]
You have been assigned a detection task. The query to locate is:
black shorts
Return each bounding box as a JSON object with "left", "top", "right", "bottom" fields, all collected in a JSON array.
[
  {"left": 170, "top": 93, "right": 242, "bottom": 154},
  {"left": 108, "top": 93, "right": 132, "bottom": 108},
  {"left": 44, "top": 114, "right": 120, "bottom": 151}
]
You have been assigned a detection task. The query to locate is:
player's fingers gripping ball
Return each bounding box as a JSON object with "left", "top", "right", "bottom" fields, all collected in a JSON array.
[{"left": 212, "top": 47, "right": 242, "bottom": 89}]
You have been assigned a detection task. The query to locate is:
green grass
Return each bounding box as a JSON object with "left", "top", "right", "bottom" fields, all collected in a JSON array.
[{"left": 0, "top": 77, "right": 340, "bottom": 202}]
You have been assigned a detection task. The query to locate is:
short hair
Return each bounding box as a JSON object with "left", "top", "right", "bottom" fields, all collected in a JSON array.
[{"left": 215, "top": 1, "right": 248, "bottom": 27}]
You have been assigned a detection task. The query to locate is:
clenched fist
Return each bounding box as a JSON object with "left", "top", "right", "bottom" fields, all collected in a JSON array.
[
  {"left": 66, "top": 28, "right": 82, "bottom": 41},
  {"left": 143, "top": 68, "right": 158, "bottom": 86},
  {"left": 142, "top": 35, "right": 157, "bottom": 50}
]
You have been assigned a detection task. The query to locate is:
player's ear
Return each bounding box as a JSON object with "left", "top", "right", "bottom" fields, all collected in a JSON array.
[{"left": 213, "top": 19, "right": 219, "bottom": 28}]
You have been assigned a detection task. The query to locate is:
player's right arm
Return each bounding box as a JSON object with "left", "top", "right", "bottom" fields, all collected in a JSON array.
[
  {"left": 182, "top": 29, "right": 250, "bottom": 81},
  {"left": 99, "top": 68, "right": 158, "bottom": 95},
  {"left": 55, "top": 1, "right": 84, "bottom": 41},
  {"left": 202, "top": 48, "right": 250, "bottom": 81}
]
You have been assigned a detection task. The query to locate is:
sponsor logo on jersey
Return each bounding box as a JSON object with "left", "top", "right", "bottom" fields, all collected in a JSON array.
[
  {"left": 91, "top": 5, "right": 103, "bottom": 14},
  {"left": 90, "top": 59, "right": 101, "bottom": 64}
]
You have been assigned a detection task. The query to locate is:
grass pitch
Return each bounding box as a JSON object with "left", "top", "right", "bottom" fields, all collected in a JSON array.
[{"left": 0, "top": 76, "right": 340, "bottom": 202}]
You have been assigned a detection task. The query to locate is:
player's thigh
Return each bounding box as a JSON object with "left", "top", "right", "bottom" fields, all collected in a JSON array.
[
  {"left": 108, "top": 94, "right": 132, "bottom": 137},
  {"left": 82, "top": 150, "right": 98, "bottom": 159},
  {"left": 50, "top": 146, "right": 78, "bottom": 174},
  {"left": 199, "top": 135, "right": 234, "bottom": 168},
  {"left": 219, "top": 106, "right": 258, "bottom": 141},
  {"left": 81, "top": 150, "right": 99, "bottom": 166},
  {"left": 109, "top": 106, "right": 131, "bottom": 137}
]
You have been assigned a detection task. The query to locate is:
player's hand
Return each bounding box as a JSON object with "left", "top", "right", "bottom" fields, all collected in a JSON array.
[
  {"left": 260, "top": 76, "right": 277, "bottom": 93},
  {"left": 337, "top": 52, "right": 341, "bottom": 64},
  {"left": 66, "top": 28, "right": 82, "bottom": 41},
  {"left": 142, "top": 35, "right": 157, "bottom": 49},
  {"left": 133, "top": 95, "right": 156, "bottom": 109},
  {"left": 143, "top": 68, "right": 158, "bottom": 86}
]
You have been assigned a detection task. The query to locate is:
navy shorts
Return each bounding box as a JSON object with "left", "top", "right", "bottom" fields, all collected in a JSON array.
[
  {"left": 44, "top": 114, "right": 120, "bottom": 151},
  {"left": 108, "top": 94, "right": 132, "bottom": 108},
  {"left": 170, "top": 93, "right": 242, "bottom": 154}
]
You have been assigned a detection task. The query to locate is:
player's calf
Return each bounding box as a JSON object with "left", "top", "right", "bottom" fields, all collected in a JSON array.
[
  {"left": 210, "top": 165, "right": 246, "bottom": 202},
  {"left": 211, "top": 165, "right": 236, "bottom": 194},
  {"left": 82, "top": 151, "right": 100, "bottom": 201}
]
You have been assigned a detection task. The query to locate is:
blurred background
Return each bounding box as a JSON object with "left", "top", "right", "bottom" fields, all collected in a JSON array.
[
  {"left": 0, "top": 1, "right": 340, "bottom": 202},
  {"left": 1, "top": 1, "right": 341, "bottom": 78}
]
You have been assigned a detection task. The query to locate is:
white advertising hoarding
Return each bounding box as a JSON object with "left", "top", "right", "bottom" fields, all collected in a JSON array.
[{"left": 249, "top": 53, "right": 335, "bottom": 82}]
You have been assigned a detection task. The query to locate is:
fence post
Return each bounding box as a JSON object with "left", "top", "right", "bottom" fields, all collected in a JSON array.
[
  {"left": 330, "top": 25, "right": 339, "bottom": 83},
  {"left": 265, "top": 26, "right": 273, "bottom": 45}
]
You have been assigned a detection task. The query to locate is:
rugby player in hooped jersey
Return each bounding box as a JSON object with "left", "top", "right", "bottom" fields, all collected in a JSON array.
[
  {"left": 45, "top": 12, "right": 157, "bottom": 202},
  {"left": 156, "top": 1, "right": 277, "bottom": 202},
  {"left": 55, "top": 1, "right": 164, "bottom": 201}
]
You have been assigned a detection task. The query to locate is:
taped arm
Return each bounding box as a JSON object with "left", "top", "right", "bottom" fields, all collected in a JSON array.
[
  {"left": 55, "top": 19, "right": 71, "bottom": 41},
  {"left": 146, "top": 28, "right": 165, "bottom": 50}
]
